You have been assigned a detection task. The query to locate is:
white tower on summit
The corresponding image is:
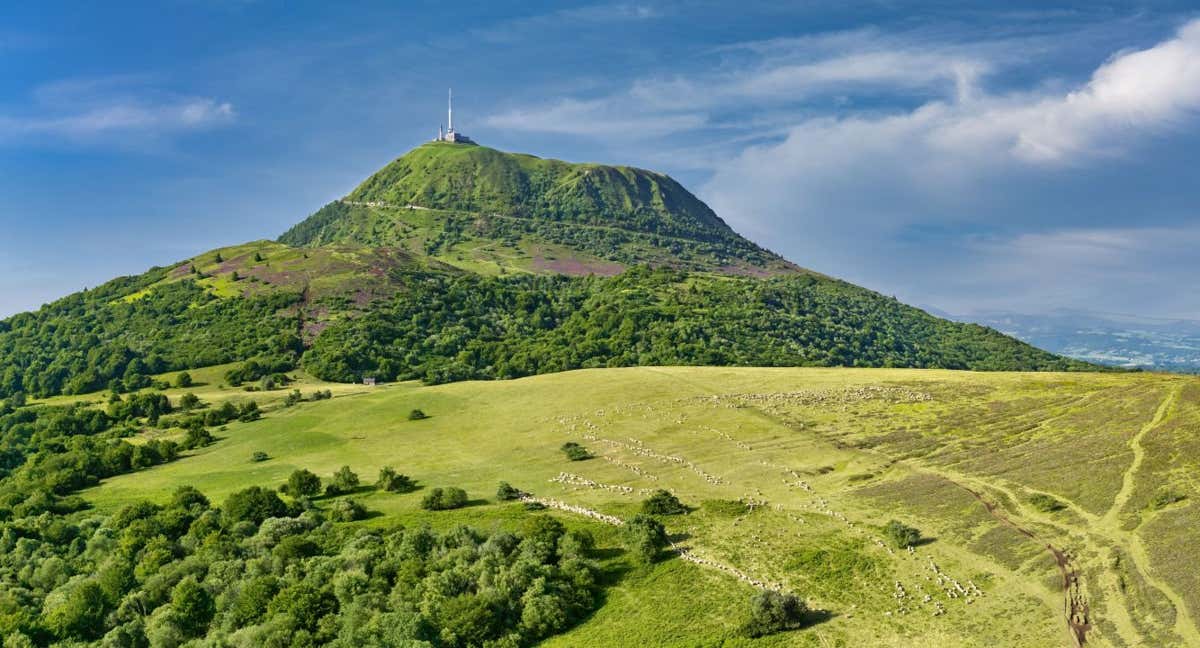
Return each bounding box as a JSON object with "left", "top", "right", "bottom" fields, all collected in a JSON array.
[{"left": 435, "top": 88, "right": 474, "bottom": 144}]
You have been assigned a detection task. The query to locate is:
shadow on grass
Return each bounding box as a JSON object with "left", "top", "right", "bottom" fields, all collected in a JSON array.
[
  {"left": 667, "top": 531, "right": 692, "bottom": 544},
  {"left": 911, "top": 536, "right": 937, "bottom": 548},
  {"left": 801, "top": 608, "right": 836, "bottom": 628}
]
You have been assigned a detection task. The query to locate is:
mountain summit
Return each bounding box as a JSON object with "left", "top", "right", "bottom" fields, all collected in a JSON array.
[
  {"left": 279, "top": 142, "right": 796, "bottom": 276},
  {"left": 0, "top": 142, "right": 1095, "bottom": 399}
]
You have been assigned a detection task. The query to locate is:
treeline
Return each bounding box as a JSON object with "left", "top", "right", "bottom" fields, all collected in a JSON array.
[
  {"left": 0, "top": 279, "right": 301, "bottom": 399},
  {"left": 0, "top": 397, "right": 602, "bottom": 647},
  {"left": 0, "top": 264, "right": 1095, "bottom": 401},
  {"left": 302, "top": 267, "right": 1094, "bottom": 384}
]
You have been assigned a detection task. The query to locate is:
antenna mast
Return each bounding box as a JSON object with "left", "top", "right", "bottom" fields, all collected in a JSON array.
[{"left": 448, "top": 88, "right": 453, "bottom": 132}]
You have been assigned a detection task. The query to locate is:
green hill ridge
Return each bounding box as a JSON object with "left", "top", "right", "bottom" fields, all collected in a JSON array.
[
  {"left": 279, "top": 142, "right": 795, "bottom": 276},
  {"left": 0, "top": 142, "right": 1096, "bottom": 399}
]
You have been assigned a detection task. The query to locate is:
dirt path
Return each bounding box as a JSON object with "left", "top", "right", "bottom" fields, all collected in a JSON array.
[
  {"left": 1103, "top": 388, "right": 1178, "bottom": 527},
  {"left": 949, "top": 481, "right": 1090, "bottom": 646}
]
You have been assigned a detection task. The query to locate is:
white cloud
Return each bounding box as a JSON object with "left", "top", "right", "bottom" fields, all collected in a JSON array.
[
  {"left": 0, "top": 76, "right": 236, "bottom": 146},
  {"left": 702, "top": 18, "right": 1200, "bottom": 236}
]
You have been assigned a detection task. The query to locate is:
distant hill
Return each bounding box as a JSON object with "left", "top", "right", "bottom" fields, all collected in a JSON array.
[
  {"left": 0, "top": 142, "right": 1096, "bottom": 399},
  {"left": 955, "top": 309, "right": 1200, "bottom": 372}
]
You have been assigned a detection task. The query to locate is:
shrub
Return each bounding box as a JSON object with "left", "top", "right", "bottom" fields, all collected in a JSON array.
[
  {"left": 310, "top": 389, "right": 332, "bottom": 401},
  {"left": 408, "top": 409, "right": 429, "bottom": 420},
  {"left": 641, "top": 489, "right": 687, "bottom": 515},
  {"left": 1149, "top": 488, "right": 1187, "bottom": 510},
  {"left": 560, "top": 442, "right": 591, "bottom": 461},
  {"left": 623, "top": 514, "right": 668, "bottom": 564},
  {"left": 743, "top": 590, "right": 808, "bottom": 637},
  {"left": 283, "top": 390, "right": 302, "bottom": 407},
  {"left": 171, "top": 576, "right": 215, "bottom": 637},
  {"left": 178, "top": 393, "right": 201, "bottom": 411},
  {"left": 496, "top": 481, "right": 521, "bottom": 500},
  {"left": 224, "top": 486, "right": 288, "bottom": 524},
  {"left": 182, "top": 422, "right": 214, "bottom": 449},
  {"left": 1029, "top": 493, "right": 1066, "bottom": 512},
  {"left": 377, "top": 466, "right": 416, "bottom": 492},
  {"left": 329, "top": 498, "right": 368, "bottom": 522},
  {"left": 237, "top": 401, "right": 260, "bottom": 422},
  {"left": 523, "top": 501, "right": 547, "bottom": 511},
  {"left": 250, "top": 451, "right": 270, "bottom": 462},
  {"left": 883, "top": 520, "right": 920, "bottom": 549},
  {"left": 421, "top": 487, "right": 469, "bottom": 511},
  {"left": 328, "top": 465, "right": 360, "bottom": 495},
  {"left": 174, "top": 372, "right": 193, "bottom": 388},
  {"left": 286, "top": 469, "right": 322, "bottom": 497}
]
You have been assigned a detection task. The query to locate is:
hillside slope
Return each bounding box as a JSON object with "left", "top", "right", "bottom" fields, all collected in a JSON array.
[
  {"left": 279, "top": 142, "right": 796, "bottom": 276},
  {"left": 0, "top": 141, "right": 1096, "bottom": 400},
  {"left": 75, "top": 366, "right": 1197, "bottom": 647}
]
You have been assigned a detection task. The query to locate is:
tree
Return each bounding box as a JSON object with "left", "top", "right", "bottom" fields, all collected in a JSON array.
[
  {"left": 224, "top": 486, "right": 287, "bottom": 524},
  {"left": 178, "top": 392, "right": 200, "bottom": 411},
  {"left": 329, "top": 465, "right": 360, "bottom": 494},
  {"left": 183, "top": 421, "right": 214, "bottom": 449},
  {"left": 170, "top": 576, "right": 215, "bottom": 637},
  {"left": 560, "top": 442, "right": 591, "bottom": 461},
  {"left": 329, "top": 498, "right": 368, "bottom": 522},
  {"left": 743, "top": 590, "right": 808, "bottom": 637},
  {"left": 44, "top": 581, "right": 108, "bottom": 640},
  {"left": 377, "top": 466, "right": 415, "bottom": 492},
  {"left": 883, "top": 520, "right": 920, "bottom": 549},
  {"left": 287, "top": 469, "right": 322, "bottom": 497},
  {"left": 641, "top": 489, "right": 687, "bottom": 515},
  {"left": 496, "top": 481, "right": 520, "bottom": 500},
  {"left": 237, "top": 400, "right": 260, "bottom": 422},
  {"left": 623, "top": 514, "right": 667, "bottom": 564},
  {"left": 421, "top": 487, "right": 469, "bottom": 510},
  {"left": 174, "top": 372, "right": 193, "bottom": 388}
]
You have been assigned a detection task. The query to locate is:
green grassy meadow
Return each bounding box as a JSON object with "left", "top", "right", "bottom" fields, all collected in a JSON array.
[{"left": 80, "top": 366, "right": 1200, "bottom": 647}]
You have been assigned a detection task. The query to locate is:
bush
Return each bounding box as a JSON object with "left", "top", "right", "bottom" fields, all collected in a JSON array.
[
  {"left": 329, "top": 498, "right": 368, "bottom": 522},
  {"left": 421, "top": 487, "right": 469, "bottom": 511},
  {"left": 496, "top": 481, "right": 521, "bottom": 500},
  {"left": 560, "top": 442, "right": 591, "bottom": 461},
  {"left": 1029, "top": 493, "right": 1066, "bottom": 512},
  {"left": 250, "top": 451, "right": 270, "bottom": 462},
  {"left": 310, "top": 389, "right": 332, "bottom": 401},
  {"left": 286, "top": 469, "right": 322, "bottom": 497},
  {"left": 328, "top": 465, "right": 360, "bottom": 495},
  {"left": 174, "top": 372, "right": 193, "bottom": 388},
  {"left": 178, "top": 393, "right": 201, "bottom": 411},
  {"left": 408, "top": 409, "right": 429, "bottom": 420},
  {"left": 182, "top": 422, "right": 214, "bottom": 449},
  {"left": 883, "top": 520, "right": 920, "bottom": 549},
  {"left": 1149, "top": 488, "right": 1187, "bottom": 510},
  {"left": 224, "top": 486, "right": 288, "bottom": 524},
  {"left": 743, "top": 590, "right": 808, "bottom": 637},
  {"left": 641, "top": 489, "right": 687, "bottom": 515},
  {"left": 237, "top": 401, "right": 260, "bottom": 423},
  {"left": 623, "top": 514, "right": 668, "bottom": 564},
  {"left": 284, "top": 389, "right": 302, "bottom": 407},
  {"left": 376, "top": 466, "right": 416, "bottom": 492}
]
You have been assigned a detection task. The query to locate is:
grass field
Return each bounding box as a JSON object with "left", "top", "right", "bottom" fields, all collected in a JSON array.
[{"left": 80, "top": 366, "right": 1199, "bottom": 647}]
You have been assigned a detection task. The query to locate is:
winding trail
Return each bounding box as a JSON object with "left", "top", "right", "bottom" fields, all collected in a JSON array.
[
  {"left": 1095, "top": 387, "right": 1200, "bottom": 646},
  {"left": 1102, "top": 388, "right": 1177, "bottom": 527}
]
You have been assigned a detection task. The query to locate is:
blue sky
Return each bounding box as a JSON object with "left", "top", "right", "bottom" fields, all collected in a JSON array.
[{"left": 3, "top": 1, "right": 1200, "bottom": 318}]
